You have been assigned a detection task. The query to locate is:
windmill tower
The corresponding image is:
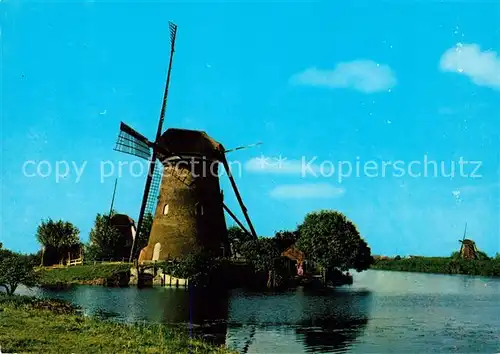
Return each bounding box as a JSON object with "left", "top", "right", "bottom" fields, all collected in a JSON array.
[
  {"left": 114, "top": 22, "right": 259, "bottom": 262},
  {"left": 458, "top": 222, "right": 478, "bottom": 260}
]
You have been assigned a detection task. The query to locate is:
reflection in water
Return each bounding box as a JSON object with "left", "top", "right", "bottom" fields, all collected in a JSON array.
[
  {"left": 25, "top": 284, "right": 371, "bottom": 353},
  {"left": 158, "top": 288, "right": 229, "bottom": 345},
  {"left": 296, "top": 289, "right": 371, "bottom": 353},
  {"left": 226, "top": 287, "right": 372, "bottom": 353}
]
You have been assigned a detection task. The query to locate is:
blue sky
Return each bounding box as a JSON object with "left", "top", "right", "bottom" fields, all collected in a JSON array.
[{"left": 1, "top": 1, "right": 499, "bottom": 257}]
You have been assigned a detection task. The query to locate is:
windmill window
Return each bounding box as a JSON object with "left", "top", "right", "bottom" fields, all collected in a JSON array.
[{"left": 163, "top": 204, "right": 169, "bottom": 215}]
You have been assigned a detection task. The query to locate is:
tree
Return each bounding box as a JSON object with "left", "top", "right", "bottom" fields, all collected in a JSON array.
[
  {"left": 274, "top": 230, "right": 299, "bottom": 252},
  {"left": 86, "top": 212, "right": 124, "bottom": 261},
  {"left": 0, "top": 250, "right": 38, "bottom": 295},
  {"left": 295, "top": 210, "right": 372, "bottom": 272},
  {"left": 477, "top": 251, "right": 490, "bottom": 260},
  {"left": 239, "top": 237, "right": 284, "bottom": 287},
  {"left": 353, "top": 239, "right": 374, "bottom": 271},
  {"left": 227, "top": 225, "right": 253, "bottom": 258},
  {"left": 36, "top": 218, "right": 80, "bottom": 265},
  {"left": 240, "top": 237, "right": 280, "bottom": 272}
]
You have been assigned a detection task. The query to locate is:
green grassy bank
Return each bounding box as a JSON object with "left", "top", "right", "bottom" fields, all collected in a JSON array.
[
  {"left": 371, "top": 257, "right": 500, "bottom": 277},
  {"left": 37, "top": 263, "right": 132, "bottom": 287},
  {"left": 0, "top": 295, "right": 235, "bottom": 353}
]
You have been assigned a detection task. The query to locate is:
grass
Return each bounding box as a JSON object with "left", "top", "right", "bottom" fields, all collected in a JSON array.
[
  {"left": 36, "top": 263, "right": 132, "bottom": 286},
  {"left": 371, "top": 257, "right": 500, "bottom": 277},
  {"left": 0, "top": 295, "right": 236, "bottom": 353}
]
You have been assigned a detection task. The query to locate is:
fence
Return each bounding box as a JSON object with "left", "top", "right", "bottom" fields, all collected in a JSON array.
[
  {"left": 83, "top": 258, "right": 133, "bottom": 265},
  {"left": 68, "top": 257, "right": 83, "bottom": 266}
]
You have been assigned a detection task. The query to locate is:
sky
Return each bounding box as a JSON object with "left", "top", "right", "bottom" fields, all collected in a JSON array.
[{"left": 1, "top": 0, "right": 499, "bottom": 257}]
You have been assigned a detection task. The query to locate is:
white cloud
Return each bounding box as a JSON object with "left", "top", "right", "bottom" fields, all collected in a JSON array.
[
  {"left": 440, "top": 43, "right": 500, "bottom": 90},
  {"left": 290, "top": 60, "right": 397, "bottom": 93},
  {"left": 270, "top": 183, "right": 345, "bottom": 199}
]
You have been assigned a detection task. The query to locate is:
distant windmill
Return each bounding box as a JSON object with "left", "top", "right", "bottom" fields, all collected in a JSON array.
[
  {"left": 458, "top": 222, "right": 478, "bottom": 260},
  {"left": 114, "top": 22, "right": 259, "bottom": 263}
]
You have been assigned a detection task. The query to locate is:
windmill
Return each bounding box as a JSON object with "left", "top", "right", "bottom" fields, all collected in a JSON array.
[
  {"left": 458, "top": 222, "right": 478, "bottom": 260},
  {"left": 114, "top": 22, "right": 259, "bottom": 263}
]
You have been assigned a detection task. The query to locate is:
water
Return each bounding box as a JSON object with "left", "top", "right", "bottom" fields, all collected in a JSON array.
[{"left": 18, "top": 270, "right": 500, "bottom": 353}]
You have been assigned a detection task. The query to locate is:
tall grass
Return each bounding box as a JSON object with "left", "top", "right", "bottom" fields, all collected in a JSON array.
[{"left": 0, "top": 295, "right": 235, "bottom": 353}]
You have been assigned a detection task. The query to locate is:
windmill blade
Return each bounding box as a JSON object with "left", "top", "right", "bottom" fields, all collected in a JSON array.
[
  {"left": 225, "top": 142, "right": 263, "bottom": 153},
  {"left": 220, "top": 155, "right": 258, "bottom": 240},
  {"left": 114, "top": 122, "right": 153, "bottom": 160},
  {"left": 127, "top": 22, "right": 179, "bottom": 262},
  {"left": 462, "top": 222, "right": 467, "bottom": 241},
  {"left": 169, "top": 22, "right": 178, "bottom": 48},
  {"left": 144, "top": 161, "right": 164, "bottom": 217},
  {"left": 222, "top": 203, "right": 252, "bottom": 239}
]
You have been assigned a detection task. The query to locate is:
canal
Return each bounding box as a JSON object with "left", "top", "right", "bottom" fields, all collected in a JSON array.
[{"left": 18, "top": 270, "right": 500, "bottom": 353}]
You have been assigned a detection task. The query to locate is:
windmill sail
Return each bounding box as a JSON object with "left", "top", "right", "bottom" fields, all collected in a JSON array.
[
  {"left": 144, "top": 161, "right": 164, "bottom": 216},
  {"left": 126, "top": 21, "right": 178, "bottom": 262},
  {"left": 225, "top": 142, "right": 263, "bottom": 153},
  {"left": 114, "top": 122, "right": 152, "bottom": 160}
]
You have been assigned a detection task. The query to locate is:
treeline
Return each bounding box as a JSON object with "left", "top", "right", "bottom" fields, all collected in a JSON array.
[
  {"left": 1, "top": 209, "right": 155, "bottom": 292},
  {"left": 371, "top": 256, "right": 500, "bottom": 277},
  {"left": 2, "top": 209, "right": 375, "bottom": 290},
  {"left": 226, "top": 210, "right": 374, "bottom": 287},
  {"left": 32, "top": 210, "right": 154, "bottom": 266}
]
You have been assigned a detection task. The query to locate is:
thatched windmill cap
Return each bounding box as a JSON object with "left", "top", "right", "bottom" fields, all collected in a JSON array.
[
  {"left": 110, "top": 213, "right": 135, "bottom": 227},
  {"left": 158, "top": 128, "right": 225, "bottom": 162},
  {"left": 460, "top": 239, "right": 475, "bottom": 245}
]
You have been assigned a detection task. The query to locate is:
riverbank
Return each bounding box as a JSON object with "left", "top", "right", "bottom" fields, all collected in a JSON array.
[
  {"left": 371, "top": 257, "right": 500, "bottom": 277},
  {"left": 0, "top": 295, "right": 235, "bottom": 353},
  {"left": 36, "top": 263, "right": 132, "bottom": 287}
]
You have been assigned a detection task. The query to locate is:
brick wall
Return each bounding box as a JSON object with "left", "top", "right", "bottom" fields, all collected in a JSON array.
[{"left": 142, "top": 157, "right": 229, "bottom": 261}]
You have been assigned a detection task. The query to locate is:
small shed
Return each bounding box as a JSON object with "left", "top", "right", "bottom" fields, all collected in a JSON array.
[
  {"left": 281, "top": 244, "right": 306, "bottom": 276},
  {"left": 281, "top": 244, "right": 305, "bottom": 263}
]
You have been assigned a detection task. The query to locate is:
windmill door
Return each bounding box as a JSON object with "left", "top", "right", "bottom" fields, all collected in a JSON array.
[{"left": 152, "top": 242, "right": 162, "bottom": 261}]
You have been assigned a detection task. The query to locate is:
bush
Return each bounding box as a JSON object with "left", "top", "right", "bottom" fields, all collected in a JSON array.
[
  {"left": 0, "top": 294, "right": 78, "bottom": 314},
  {"left": 0, "top": 250, "right": 39, "bottom": 295},
  {"left": 159, "top": 252, "right": 218, "bottom": 286}
]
